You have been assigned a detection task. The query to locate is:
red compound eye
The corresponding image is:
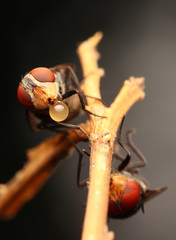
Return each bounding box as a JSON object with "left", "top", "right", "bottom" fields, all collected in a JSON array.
[
  {"left": 30, "top": 67, "right": 55, "bottom": 82},
  {"left": 17, "top": 85, "right": 33, "bottom": 108},
  {"left": 121, "top": 179, "right": 140, "bottom": 212},
  {"left": 108, "top": 175, "right": 141, "bottom": 218}
]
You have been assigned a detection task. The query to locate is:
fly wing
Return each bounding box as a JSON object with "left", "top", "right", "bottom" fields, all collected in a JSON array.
[
  {"left": 50, "top": 63, "right": 76, "bottom": 73},
  {"left": 143, "top": 186, "right": 168, "bottom": 203},
  {"left": 27, "top": 110, "right": 65, "bottom": 131},
  {"left": 50, "top": 63, "right": 77, "bottom": 92},
  {"left": 26, "top": 110, "right": 43, "bottom": 131}
]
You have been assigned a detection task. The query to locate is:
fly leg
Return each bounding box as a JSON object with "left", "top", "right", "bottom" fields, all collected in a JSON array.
[
  {"left": 38, "top": 116, "right": 90, "bottom": 141},
  {"left": 64, "top": 132, "right": 89, "bottom": 188},
  {"left": 67, "top": 66, "right": 105, "bottom": 104},
  {"left": 58, "top": 122, "right": 90, "bottom": 140},
  {"left": 75, "top": 146, "right": 90, "bottom": 188},
  {"left": 114, "top": 116, "right": 131, "bottom": 171},
  {"left": 114, "top": 118, "right": 147, "bottom": 172},
  {"left": 125, "top": 129, "right": 147, "bottom": 170},
  {"left": 84, "top": 94, "right": 106, "bottom": 106},
  {"left": 62, "top": 89, "right": 106, "bottom": 118},
  {"left": 63, "top": 66, "right": 106, "bottom": 116},
  {"left": 52, "top": 130, "right": 90, "bottom": 188}
]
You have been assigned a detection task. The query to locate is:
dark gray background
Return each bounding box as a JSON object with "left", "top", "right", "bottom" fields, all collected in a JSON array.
[{"left": 1, "top": 0, "right": 175, "bottom": 239}]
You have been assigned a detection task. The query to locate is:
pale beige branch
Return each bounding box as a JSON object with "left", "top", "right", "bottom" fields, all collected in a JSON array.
[{"left": 77, "top": 32, "right": 145, "bottom": 240}]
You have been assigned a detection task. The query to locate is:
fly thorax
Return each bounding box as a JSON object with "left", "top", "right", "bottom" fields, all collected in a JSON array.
[{"left": 54, "top": 72, "right": 66, "bottom": 95}]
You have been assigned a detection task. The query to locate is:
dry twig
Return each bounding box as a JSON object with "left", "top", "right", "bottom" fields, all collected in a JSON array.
[
  {"left": 0, "top": 123, "right": 89, "bottom": 219},
  {"left": 77, "top": 32, "right": 145, "bottom": 240}
]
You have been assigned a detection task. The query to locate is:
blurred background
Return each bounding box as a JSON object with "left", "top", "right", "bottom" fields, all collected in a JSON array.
[{"left": 1, "top": 0, "right": 176, "bottom": 239}]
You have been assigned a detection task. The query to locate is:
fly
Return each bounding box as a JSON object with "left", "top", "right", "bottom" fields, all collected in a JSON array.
[
  {"left": 77, "top": 117, "right": 167, "bottom": 218},
  {"left": 17, "top": 64, "right": 104, "bottom": 134}
]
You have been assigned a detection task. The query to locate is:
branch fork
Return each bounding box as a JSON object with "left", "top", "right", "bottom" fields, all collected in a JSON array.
[{"left": 77, "top": 32, "right": 145, "bottom": 240}]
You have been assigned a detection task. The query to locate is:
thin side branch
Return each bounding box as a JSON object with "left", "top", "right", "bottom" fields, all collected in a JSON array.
[
  {"left": 77, "top": 32, "right": 145, "bottom": 240},
  {"left": 0, "top": 123, "right": 89, "bottom": 219},
  {"left": 78, "top": 32, "right": 105, "bottom": 103}
]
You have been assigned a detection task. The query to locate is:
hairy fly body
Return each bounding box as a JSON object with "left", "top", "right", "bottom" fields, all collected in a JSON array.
[{"left": 17, "top": 64, "right": 101, "bottom": 133}]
